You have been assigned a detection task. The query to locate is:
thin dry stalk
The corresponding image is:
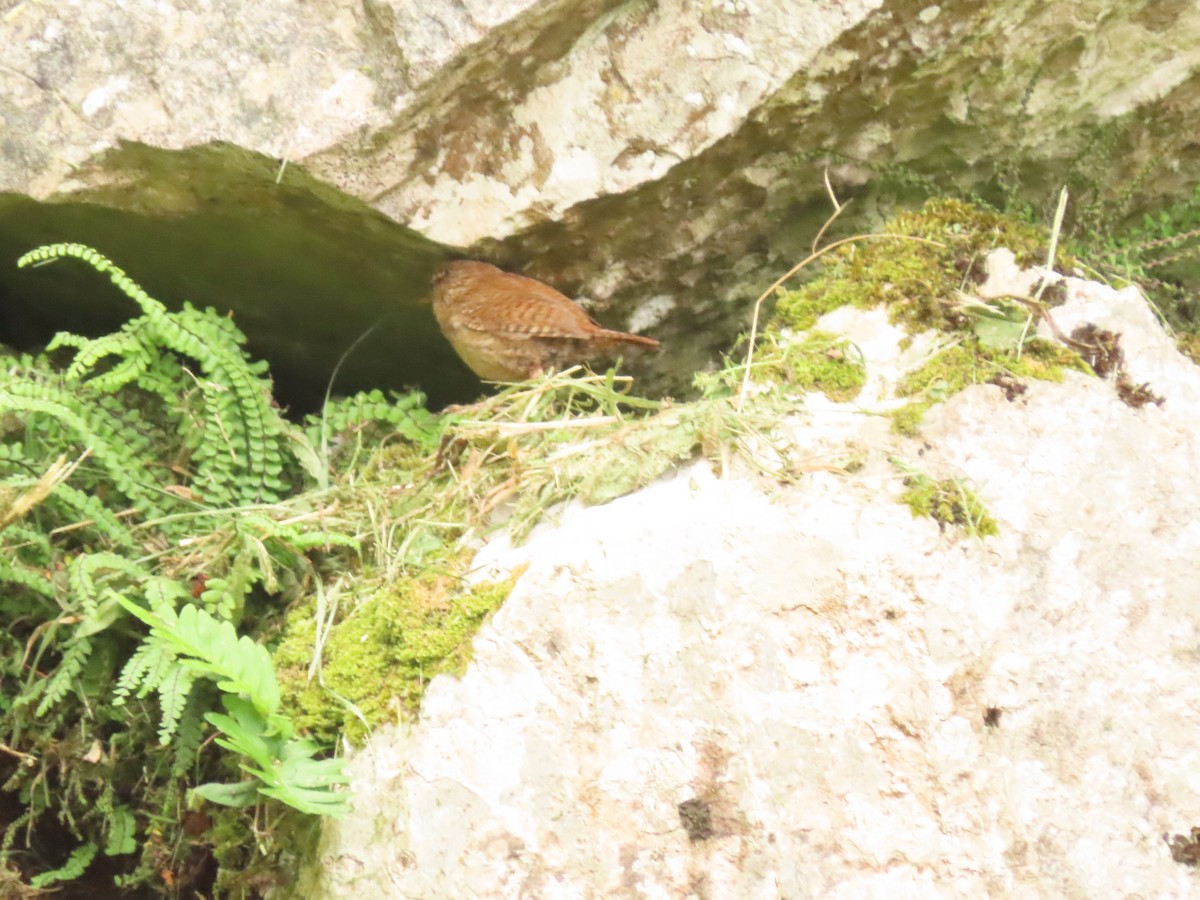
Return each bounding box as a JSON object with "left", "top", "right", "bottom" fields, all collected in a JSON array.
[
  {"left": 0, "top": 451, "right": 90, "bottom": 531},
  {"left": 736, "top": 232, "right": 946, "bottom": 411}
]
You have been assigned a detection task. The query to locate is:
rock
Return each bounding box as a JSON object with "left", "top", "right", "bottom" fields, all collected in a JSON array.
[
  {"left": 5, "top": 3, "right": 1200, "bottom": 401},
  {"left": 292, "top": 262, "right": 1200, "bottom": 896}
]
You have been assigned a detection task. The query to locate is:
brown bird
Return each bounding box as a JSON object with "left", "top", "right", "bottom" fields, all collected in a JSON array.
[{"left": 431, "top": 260, "right": 661, "bottom": 381}]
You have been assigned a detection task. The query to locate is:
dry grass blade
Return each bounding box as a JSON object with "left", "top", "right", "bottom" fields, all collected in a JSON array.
[{"left": 0, "top": 451, "right": 90, "bottom": 531}]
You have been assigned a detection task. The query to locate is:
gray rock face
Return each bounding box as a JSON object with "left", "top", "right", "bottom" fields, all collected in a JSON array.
[
  {"left": 295, "top": 261, "right": 1200, "bottom": 896},
  {"left": 4, "top": 1, "right": 1200, "bottom": 400}
]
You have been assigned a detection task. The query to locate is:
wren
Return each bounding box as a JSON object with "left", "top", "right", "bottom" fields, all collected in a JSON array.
[{"left": 431, "top": 260, "right": 660, "bottom": 382}]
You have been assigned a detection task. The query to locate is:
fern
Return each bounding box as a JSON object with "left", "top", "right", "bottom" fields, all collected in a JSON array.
[
  {"left": 119, "top": 601, "right": 279, "bottom": 716},
  {"left": 299, "top": 387, "right": 441, "bottom": 487},
  {"left": 0, "top": 379, "right": 160, "bottom": 509},
  {"left": 29, "top": 842, "right": 97, "bottom": 888},
  {"left": 17, "top": 243, "right": 295, "bottom": 507},
  {"left": 155, "top": 663, "right": 197, "bottom": 745},
  {"left": 202, "top": 696, "right": 348, "bottom": 816},
  {"left": 34, "top": 636, "right": 92, "bottom": 717},
  {"left": 115, "top": 598, "right": 347, "bottom": 815},
  {"left": 112, "top": 629, "right": 197, "bottom": 745},
  {"left": 2, "top": 245, "right": 363, "bottom": 891},
  {"left": 38, "top": 481, "right": 137, "bottom": 550},
  {"left": 0, "top": 522, "right": 53, "bottom": 562},
  {"left": 170, "top": 684, "right": 213, "bottom": 780},
  {"left": 311, "top": 388, "right": 439, "bottom": 444},
  {"left": 104, "top": 806, "right": 137, "bottom": 857},
  {"left": 0, "top": 557, "right": 56, "bottom": 601},
  {"left": 113, "top": 639, "right": 177, "bottom": 707}
]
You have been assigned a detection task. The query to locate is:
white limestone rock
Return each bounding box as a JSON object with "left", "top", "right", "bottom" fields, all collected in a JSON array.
[{"left": 295, "top": 263, "right": 1200, "bottom": 896}]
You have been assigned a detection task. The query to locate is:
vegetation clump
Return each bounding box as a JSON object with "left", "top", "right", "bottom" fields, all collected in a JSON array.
[
  {"left": 890, "top": 337, "right": 1091, "bottom": 434},
  {"left": 1080, "top": 183, "right": 1200, "bottom": 340},
  {"left": 0, "top": 243, "right": 759, "bottom": 895},
  {"left": 747, "top": 330, "right": 867, "bottom": 402},
  {"left": 0, "top": 244, "right": 389, "bottom": 893},
  {"left": 894, "top": 460, "right": 999, "bottom": 538},
  {"left": 275, "top": 563, "right": 515, "bottom": 745},
  {"left": 763, "top": 198, "right": 1096, "bottom": 434},
  {"left": 774, "top": 198, "right": 1071, "bottom": 335}
]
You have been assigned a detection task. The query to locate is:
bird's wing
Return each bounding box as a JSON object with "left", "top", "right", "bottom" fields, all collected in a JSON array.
[{"left": 457, "top": 271, "right": 603, "bottom": 339}]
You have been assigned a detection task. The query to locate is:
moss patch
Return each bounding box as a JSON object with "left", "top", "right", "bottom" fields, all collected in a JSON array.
[
  {"left": 889, "top": 401, "right": 934, "bottom": 437},
  {"left": 753, "top": 330, "right": 867, "bottom": 402},
  {"left": 275, "top": 562, "right": 516, "bottom": 745},
  {"left": 773, "top": 198, "right": 1072, "bottom": 335},
  {"left": 895, "top": 463, "right": 999, "bottom": 538},
  {"left": 774, "top": 280, "right": 863, "bottom": 332},
  {"left": 898, "top": 338, "right": 1090, "bottom": 397},
  {"left": 891, "top": 337, "right": 1092, "bottom": 433},
  {"left": 764, "top": 197, "right": 1093, "bottom": 427}
]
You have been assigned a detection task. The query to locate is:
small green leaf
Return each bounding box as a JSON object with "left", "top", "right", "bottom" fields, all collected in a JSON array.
[
  {"left": 972, "top": 313, "right": 1030, "bottom": 350},
  {"left": 191, "top": 780, "right": 260, "bottom": 808},
  {"left": 30, "top": 842, "right": 97, "bottom": 887},
  {"left": 105, "top": 806, "right": 138, "bottom": 856}
]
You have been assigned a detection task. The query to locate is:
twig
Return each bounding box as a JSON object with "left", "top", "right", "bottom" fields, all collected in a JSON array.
[{"left": 811, "top": 168, "right": 849, "bottom": 255}]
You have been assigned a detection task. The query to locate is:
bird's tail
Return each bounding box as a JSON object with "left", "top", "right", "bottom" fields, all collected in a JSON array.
[{"left": 602, "top": 330, "right": 661, "bottom": 350}]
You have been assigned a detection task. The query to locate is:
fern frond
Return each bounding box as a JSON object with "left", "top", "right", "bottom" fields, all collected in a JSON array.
[
  {"left": 170, "top": 685, "right": 212, "bottom": 780},
  {"left": 155, "top": 662, "right": 196, "bottom": 745},
  {"left": 311, "top": 388, "right": 439, "bottom": 443},
  {"left": 0, "top": 380, "right": 158, "bottom": 509},
  {"left": 1, "top": 809, "right": 33, "bottom": 859},
  {"left": 112, "top": 600, "right": 349, "bottom": 814},
  {"left": 44, "top": 332, "right": 90, "bottom": 353},
  {"left": 18, "top": 243, "right": 296, "bottom": 508},
  {"left": 29, "top": 841, "right": 97, "bottom": 888},
  {"left": 197, "top": 573, "right": 250, "bottom": 621},
  {"left": 113, "top": 638, "right": 177, "bottom": 707},
  {"left": 18, "top": 244, "right": 165, "bottom": 316},
  {"left": 104, "top": 805, "right": 137, "bottom": 857},
  {"left": 144, "top": 577, "right": 190, "bottom": 615},
  {"left": 0, "top": 518, "right": 54, "bottom": 562},
  {"left": 116, "top": 600, "right": 279, "bottom": 717},
  {"left": 204, "top": 696, "right": 348, "bottom": 816},
  {"left": 35, "top": 637, "right": 93, "bottom": 717},
  {"left": 0, "top": 557, "right": 57, "bottom": 600},
  {"left": 52, "top": 330, "right": 147, "bottom": 389},
  {"left": 41, "top": 482, "right": 137, "bottom": 550},
  {"left": 68, "top": 552, "right": 151, "bottom": 619}
]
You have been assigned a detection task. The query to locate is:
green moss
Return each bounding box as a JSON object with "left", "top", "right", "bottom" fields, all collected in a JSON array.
[
  {"left": 891, "top": 337, "right": 1091, "bottom": 434},
  {"left": 755, "top": 330, "right": 867, "bottom": 402},
  {"left": 897, "top": 466, "right": 999, "bottom": 538},
  {"left": 774, "top": 281, "right": 859, "bottom": 331},
  {"left": 897, "top": 344, "right": 979, "bottom": 399},
  {"left": 1002, "top": 338, "right": 1093, "bottom": 379},
  {"left": 275, "top": 563, "right": 516, "bottom": 744},
  {"left": 773, "top": 198, "right": 1073, "bottom": 335},
  {"left": 766, "top": 198, "right": 1096, "bottom": 435},
  {"left": 900, "top": 337, "right": 1091, "bottom": 395},
  {"left": 888, "top": 401, "right": 933, "bottom": 437}
]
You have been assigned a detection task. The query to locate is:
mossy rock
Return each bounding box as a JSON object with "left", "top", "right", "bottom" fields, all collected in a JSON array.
[
  {"left": 774, "top": 198, "right": 1071, "bottom": 334},
  {"left": 275, "top": 564, "right": 515, "bottom": 744}
]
